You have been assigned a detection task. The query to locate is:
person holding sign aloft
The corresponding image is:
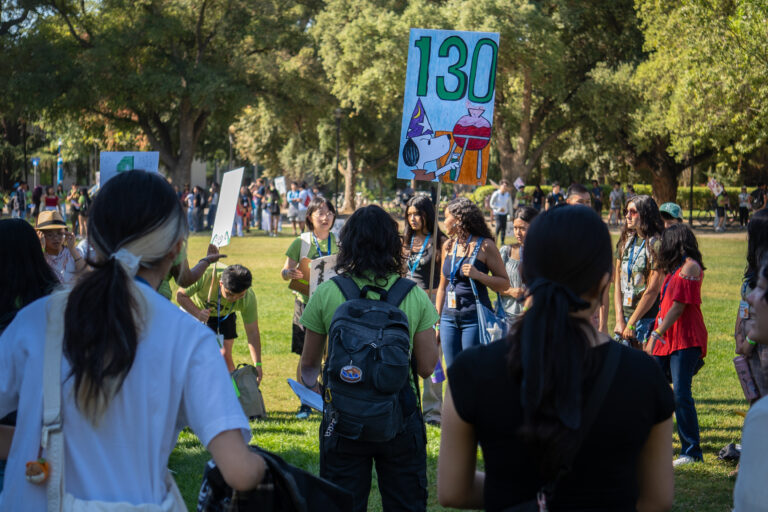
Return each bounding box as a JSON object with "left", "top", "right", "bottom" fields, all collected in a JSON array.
[
  {"left": 281, "top": 196, "right": 338, "bottom": 419},
  {"left": 436, "top": 198, "right": 509, "bottom": 368},
  {"left": 403, "top": 195, "right": 447, "bottom": 425}
]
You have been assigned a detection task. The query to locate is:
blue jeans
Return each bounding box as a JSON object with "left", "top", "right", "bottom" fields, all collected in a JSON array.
[
  {"left": 634, "top": 317, "right": 654, "bottom": 344},
  {"left": 654, "top": 347, "right": 703, "bottom": 460},
  {"left": 207, "top": 204, "right": 217, "bottom": 230},
  {"left": 440, "top": 309, "right": 480, "bottom": 368}
]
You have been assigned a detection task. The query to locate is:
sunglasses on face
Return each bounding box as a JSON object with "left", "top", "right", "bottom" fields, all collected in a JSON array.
[{"left": 625, "top": 208, "right": 639, "bottom": 217}]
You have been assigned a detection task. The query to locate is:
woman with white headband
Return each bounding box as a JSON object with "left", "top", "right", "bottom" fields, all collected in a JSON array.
[{"left": 0, "top": 170, "right": 264, "bottom": 510}]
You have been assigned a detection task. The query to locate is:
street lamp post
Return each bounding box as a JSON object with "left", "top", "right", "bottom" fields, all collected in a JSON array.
[{"left": 334, "top": 108, "right": 342, "bottom": 211}]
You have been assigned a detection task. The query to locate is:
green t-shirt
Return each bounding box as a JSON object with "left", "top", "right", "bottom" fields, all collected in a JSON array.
[
  {"left": 285, "top": 232, "right": 338, "bottom": 303},
  {"left": 157, "top": 277, "right": 173, "bottom": 300},
  {"left": 300, "top": 273, "right": 438, "bottom": 342},
  {"left": 184, "top": 266, "right": 258, "bottom": 324}
]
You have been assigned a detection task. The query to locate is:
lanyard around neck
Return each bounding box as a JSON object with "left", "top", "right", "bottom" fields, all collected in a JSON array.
[
  {"left": 626, "top": 236, "right": 646, "bottom": 283},
  {"left": 450, "top": 235, "right": 472, "bottom": 285},
  {"left": 408, "top": 233, "right": 431, "bottom": 278},
  {"left": 312, "top": 233, "right": 332, "bottom": 257}
]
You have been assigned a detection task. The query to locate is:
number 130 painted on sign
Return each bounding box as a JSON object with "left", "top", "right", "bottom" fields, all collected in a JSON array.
[{"left": 413, "top": 35, "right": 497, "bottom": 103}]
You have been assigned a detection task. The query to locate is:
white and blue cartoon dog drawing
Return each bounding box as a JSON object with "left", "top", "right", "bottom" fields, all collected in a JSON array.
[{"left": 402, "top": 99, "right": 459, "bottom": 180}]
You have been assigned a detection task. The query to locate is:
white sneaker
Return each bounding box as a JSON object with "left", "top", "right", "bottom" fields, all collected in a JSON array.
[{"left": 673, "top": 455, "right": 696, "bottom": 467}]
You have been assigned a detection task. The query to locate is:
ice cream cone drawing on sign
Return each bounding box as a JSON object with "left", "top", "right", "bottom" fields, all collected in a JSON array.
[{"left": 401, "top": 99, "right": 460, "bottom": 181}]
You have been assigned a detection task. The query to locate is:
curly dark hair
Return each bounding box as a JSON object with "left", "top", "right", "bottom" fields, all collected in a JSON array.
[
  {"left": 334, "top": 205, "right": 403, "bottom": 283},
  {"left": 617, "top": 194, "right": 664, "bottom": 253},
  {"left": 445, "top": 197, "right": 492, "bottom": 248}
]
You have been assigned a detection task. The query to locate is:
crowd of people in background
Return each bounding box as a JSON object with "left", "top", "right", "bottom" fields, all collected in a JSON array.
[{"left": 4, "top": 173, "right": 768, "bottom": 511}]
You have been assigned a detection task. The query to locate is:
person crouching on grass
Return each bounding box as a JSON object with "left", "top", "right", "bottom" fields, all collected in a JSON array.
[{"left": 177, "top": 264, "right": 263, "bottom": 379}]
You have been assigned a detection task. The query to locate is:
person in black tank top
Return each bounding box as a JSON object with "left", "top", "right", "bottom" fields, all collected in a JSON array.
[
  {"left": 435, "top": 198, "right": 509, "bottom": 368},
  {"left": 437, "top": 206, "right": 674, "bottom": 511},
  {"left": 403, "top": 196, "right": 446, "bottom": 425}
]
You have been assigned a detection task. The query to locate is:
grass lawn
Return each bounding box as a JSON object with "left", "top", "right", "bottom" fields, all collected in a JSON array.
[{"left": 172, "top": 228, "right": 747, "bottom": 511}]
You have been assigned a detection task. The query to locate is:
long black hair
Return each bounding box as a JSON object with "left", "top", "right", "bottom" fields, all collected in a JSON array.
[
  {"left": 508, "top": 206, "right": 613, "bottom": 479},
  {"left": 445, "top": 197, "right": 492, "bottom": 250},
  {"left": 0, "top": 219, "right": 59, "bottom": 331},
  {"left": 335, "top": 205, "right": 402, "bottom": 283},
  {"left": 658, "top": 223, "right": 705, "bottom": 273},
  {"left": 746, "top": 210, "right": 768, "bottom": 287},
  {"left": 617, "top": 194, "right": 664, "bottom": 253},
  {"left": 403, "top": 195, "right": 446, "bottom": 248},
  {"left": 64, "top": 171, "right": 187, "bottom": 423}
]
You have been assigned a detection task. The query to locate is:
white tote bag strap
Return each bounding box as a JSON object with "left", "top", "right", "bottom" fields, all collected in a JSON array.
[{"left": 43, "top": 293, "right": 68, "bottom": 512}]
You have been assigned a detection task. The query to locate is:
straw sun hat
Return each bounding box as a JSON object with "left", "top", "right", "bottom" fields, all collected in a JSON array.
[{"left": 36, "top": 210, "right": 67, "bottom": 231}]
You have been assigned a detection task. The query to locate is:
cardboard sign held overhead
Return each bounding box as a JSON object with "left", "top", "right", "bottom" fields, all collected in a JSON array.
[
  {"left": 397, "top": 29, "right": 500, "bottom": 186},
  {"left": 210, "top": 167, "right": 244, "bottom": 248},
  {"left": 99, "top": 152, "right": 159, "bottom": 187}
]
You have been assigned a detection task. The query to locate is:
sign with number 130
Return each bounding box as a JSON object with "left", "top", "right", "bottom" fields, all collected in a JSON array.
[{"left": 397, "top": 28, "right": 499, "bottom": 186}]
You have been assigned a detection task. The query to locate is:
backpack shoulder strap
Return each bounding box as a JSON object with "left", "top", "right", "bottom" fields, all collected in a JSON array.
[
  {"left": 331, "top": 275, "right": 361, "bottom": 301},
  {"left": 299, "top": 232, "right": 313, "bottom": 260},
  {"left": 385, "top": 277, "right": 417, "bottom": 307}
]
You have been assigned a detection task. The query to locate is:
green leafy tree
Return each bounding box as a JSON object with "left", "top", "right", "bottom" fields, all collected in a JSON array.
[{"left": 34, "top": 0, "right": 316, "bottom": 185}]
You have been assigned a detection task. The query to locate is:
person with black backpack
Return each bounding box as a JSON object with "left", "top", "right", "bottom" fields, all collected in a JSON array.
[{"left": 299, "top": 205, "right": 438, "bottom": 512}]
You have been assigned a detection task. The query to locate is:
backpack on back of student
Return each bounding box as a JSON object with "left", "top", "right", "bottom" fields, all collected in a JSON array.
[{"left": 323, "top": 275, "right": 416, "bottom": 443}]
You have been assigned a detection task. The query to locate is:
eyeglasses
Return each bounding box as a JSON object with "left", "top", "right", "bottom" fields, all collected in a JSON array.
[
  {"left": 312, "top": 209, "right": 334, "bottom": 219},
  {"left": 625, "top": 208, "right": 639, "bottom": 218}
]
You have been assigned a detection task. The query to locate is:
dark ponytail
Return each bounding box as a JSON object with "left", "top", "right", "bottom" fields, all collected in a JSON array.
[
  {"left": 63, "top": 171, "right": 186, "bottom": 422},
  {"left": 507, "top": 206, "right": 613, "bottom": 479}
]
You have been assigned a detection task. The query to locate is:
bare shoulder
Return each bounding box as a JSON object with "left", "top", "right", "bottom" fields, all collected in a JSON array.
[{"left": 680, "top": 259, "right": 702, "bottom": 279}]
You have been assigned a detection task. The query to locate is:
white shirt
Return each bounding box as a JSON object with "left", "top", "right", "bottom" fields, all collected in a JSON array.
[
  {"left": 734, "top": 395, "right": 768, "bottom": 511},
  {"left": 0, "top": 283, "right": 250, "bottom": 510},
  {"left": 489, "top": 190, "right": 512, "bottom": 216},
  {"left": 298, "top": 189, "right": 312, "bottom": 211},
  {"left": 45, "top": 247, "right": 83, "bottom": 285}
]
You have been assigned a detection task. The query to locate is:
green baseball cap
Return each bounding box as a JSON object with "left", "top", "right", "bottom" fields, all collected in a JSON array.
[{"left": 659, "top": 202, "right": 683, "bottom": 220}]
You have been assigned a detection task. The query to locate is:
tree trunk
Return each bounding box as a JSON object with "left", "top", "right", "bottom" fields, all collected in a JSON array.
[
  {"left": 341, "top": 139, "right": 356, "bottom": 214},
  {"left": 650, "top": 166, "right": 679, "bottom": 205}
]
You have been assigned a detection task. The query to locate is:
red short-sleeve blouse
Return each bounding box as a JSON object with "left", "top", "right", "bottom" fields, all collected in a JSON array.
[{"left": 652, "top": 264, "right": 708, "bottom": 358}]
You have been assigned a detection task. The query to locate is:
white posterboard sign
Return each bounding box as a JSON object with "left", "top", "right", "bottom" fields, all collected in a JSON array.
[
  {"left": 309, "top": 254, "right": 338, "bottom": 296},
  {"left": 210, "top": 167, "right": 244, "bottom": 248},
  {"left": 287, "top": 379, "right": 323, "bottom": 411},
  {"left": 514, "top": 177, "right": 525, "bottom": 190},
  {"left": 707, "top": 177, "right": 724, "bottom": 197},
  {"left": 99, "top": 152, "right": 159, "bottom": 186},
  {"left": 274, "top": 176, "right": 287, "bottom": 196}
]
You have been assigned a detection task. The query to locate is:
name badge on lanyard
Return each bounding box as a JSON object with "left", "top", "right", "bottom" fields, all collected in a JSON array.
[
  {"left": 623, "top": 236, "right": 645, "bottom": 308},
  {"left": 447, "top": 235, "right": 472, "bottom": 309}
]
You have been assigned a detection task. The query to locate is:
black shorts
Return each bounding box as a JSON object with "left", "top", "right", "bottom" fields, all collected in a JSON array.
[
  {"left": 206, "top": 313, "right": 237, "bottom": 340},
  {"left": 716, "top": 206, "right": 725, "bottom": 217},
  {"left": 292, "top": 299, "right": 306, "bottom": 355}
]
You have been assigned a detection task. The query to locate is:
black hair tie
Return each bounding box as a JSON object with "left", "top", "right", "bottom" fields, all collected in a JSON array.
[{"left": 527, "top": 278, "right": 589, "bottom": 311}]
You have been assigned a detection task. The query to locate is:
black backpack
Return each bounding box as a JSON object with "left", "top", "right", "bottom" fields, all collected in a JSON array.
[{"left": 323, "top": 275, "right": 416, "bottom": 443}]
